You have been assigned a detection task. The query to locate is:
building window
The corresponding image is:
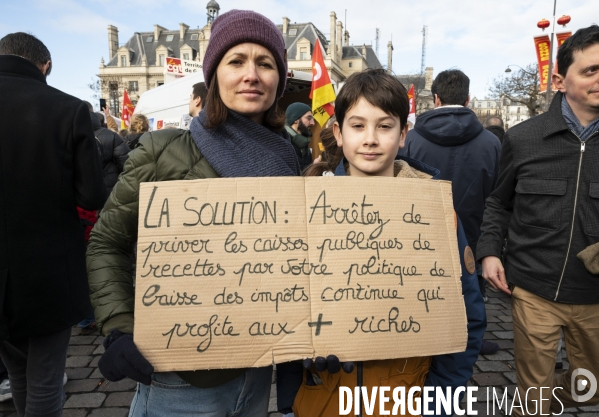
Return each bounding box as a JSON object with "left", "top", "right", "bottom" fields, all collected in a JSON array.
[
  {"left": 349, "top": 62, "right": 352, "bottom": 68},
  {"left": 183, "top": 53, "right": 189, "bottom": 61},
  {"left": 190, "top": 34, "right": 198, "bottom": 40},
  {"left": 487, "top": 102, "right": 491, "bottom": 108},
  {"left": 300, "top": 47, "right": 307, "bottom": 61},
  {"left": 487, "top": 110, "right": 490, "bottom": 115},
  {"left": 166, "top": 35, "right": 174, "bottom": 42},
  {"left": 158, "top": 55, "right": 165, "bottom": 66},
  {"left": 120, "top": 55, "right": 126, "bottom": 67},
  {"left": 157, "top": 81, "right": 164, "bottom": 87},
  {"left": 146, "top": 36, "right": 153, "bottom": 42},
  {"left": 289, "top": 29, "right": 297, "bottom": 36},
  {"left": 477, "top": 102, "right": 481, "bottom": 108},
  {"left": 128, "top": 81, "right": 138, "bottom": 92},
  {"left": 495, "top": 109, "right": 499, "bottom": 115}
]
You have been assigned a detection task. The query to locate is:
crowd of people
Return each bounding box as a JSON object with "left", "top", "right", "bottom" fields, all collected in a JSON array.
[{"left": 0, "top": 9, "right": 598, "bottom": 417}]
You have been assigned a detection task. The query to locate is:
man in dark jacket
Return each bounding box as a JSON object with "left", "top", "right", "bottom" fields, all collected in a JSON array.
[
  {"left": 478, "top": 25, "right": 599, "bottom": 415},
  {"left": 285, "top": 102, "right": 314, "bottom": 171},
  {"left": 84, "top": 101, "right": 130, "bottom": 196},
  {"left": 483, "top": 116, "right": 505, "bottom": 144},
  {"left": 399, "top": 69, "right": 501, "bottom": 355},
  {"left": 0, "top": 33, "right": 106, "bottom": 416}
]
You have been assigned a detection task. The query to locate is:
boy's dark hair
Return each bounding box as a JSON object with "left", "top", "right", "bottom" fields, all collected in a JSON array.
[
  {"left": 192, "top": 82, "right": 208, "bottom": 105},
  {"left": 557, "top": 25, "right": 599, "bottom": 77},
  {"left": 203, "top": 73, "right": 285, "bottom": 131},
  {"left": 431, "top": 69, "right": 469, "bottom": 106},
  {"left": 335, "top": 69, "right": 409, "bottom": 131},
  {"left": 0, "top": 32, "right": 52, "bottom": 76}
]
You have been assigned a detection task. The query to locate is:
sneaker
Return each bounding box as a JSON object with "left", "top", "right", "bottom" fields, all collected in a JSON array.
[
  {"left": 63, "top": 373, "right": 68, "bottom": 386},
  {"left": 480, "top": 339, "right": 500, "bottom": 355},
  {"left": 0, "top": 379, "right": 11, "bottom": 402}
]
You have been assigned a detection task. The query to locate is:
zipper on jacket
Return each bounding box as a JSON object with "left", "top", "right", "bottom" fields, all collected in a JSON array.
[{"left": 554, "top": 132, "right": 589, "bottom": 300}]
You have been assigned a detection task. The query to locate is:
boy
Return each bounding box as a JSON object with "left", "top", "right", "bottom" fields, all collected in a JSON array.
[{"left": 279, "top": 69, "right": 485, "bottom": 416}]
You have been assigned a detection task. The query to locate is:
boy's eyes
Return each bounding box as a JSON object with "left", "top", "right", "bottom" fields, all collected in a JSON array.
[{"left": 350, "top": 123, "right": 393, "bottom": 129}]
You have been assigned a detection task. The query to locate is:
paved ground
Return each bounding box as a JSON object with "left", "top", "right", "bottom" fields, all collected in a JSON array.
[{"left": 1, "top": 287, "right": 597, "bottom": 417}]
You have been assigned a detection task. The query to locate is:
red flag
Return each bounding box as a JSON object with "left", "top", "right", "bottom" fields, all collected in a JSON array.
[
  {"left": 310, "top": 39, "right": 336, "bottom": 126},
  {"left": 121, "top": 90, "right": 135, "bottom": 129},
  {"left": 407, "top": 84, "right": 416, "bottom": 126}
]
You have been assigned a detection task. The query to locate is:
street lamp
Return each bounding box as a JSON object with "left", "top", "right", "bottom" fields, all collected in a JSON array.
[{"left": 505, "top": 65, "right": 536, "bottom": 76}]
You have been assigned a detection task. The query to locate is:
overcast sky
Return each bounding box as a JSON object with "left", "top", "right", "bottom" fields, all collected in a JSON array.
[{"left": 2, "top": 0, "right": 597, "bottom": 104}]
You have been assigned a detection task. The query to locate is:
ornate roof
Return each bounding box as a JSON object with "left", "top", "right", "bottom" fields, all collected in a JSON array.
[{"left": 206, "top": 0, "right": 220, "bottom": 9}]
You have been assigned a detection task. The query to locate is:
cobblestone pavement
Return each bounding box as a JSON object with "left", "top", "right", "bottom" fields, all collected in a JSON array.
[{"left": 1, "top": 287, "right": 598, "bottom": 416}]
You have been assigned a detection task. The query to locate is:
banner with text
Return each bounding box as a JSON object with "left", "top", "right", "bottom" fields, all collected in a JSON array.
[
  {"left": 164, "top": 57, "right": 203, "bottom": 83},
  {"left": 534, "top": 35, "right": 553, "bottom": 93},
  {"left": 135, "top": 177, "right": 467, "bottom": 371},
  {"left": 553, "top": 32, "right": 573, "bottom": 75}
]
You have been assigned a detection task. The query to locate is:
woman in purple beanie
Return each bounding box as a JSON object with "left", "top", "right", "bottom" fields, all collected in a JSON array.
[{"left": 86, "top": 9, "right": 300, "bottom": 417}]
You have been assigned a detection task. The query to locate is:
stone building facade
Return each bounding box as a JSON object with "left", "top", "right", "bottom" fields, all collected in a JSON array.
[{"left": 97, "top": 2, "right": 387, "bottom": 115}]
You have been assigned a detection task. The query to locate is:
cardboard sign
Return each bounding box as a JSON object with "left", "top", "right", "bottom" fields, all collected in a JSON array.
[{"left": 135, "top": 177, "right": 467, "bottom": 372}]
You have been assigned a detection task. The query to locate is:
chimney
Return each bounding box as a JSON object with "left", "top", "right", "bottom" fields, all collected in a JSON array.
[
  {"left": 179, "top": 23, "right": 189, "bottom": 40},
  {"left": 107, "top": 25, "right": 119, "bottom": 59},
  {"left": 362, "top": 44, "right": 367, "bottom": 58},
  {"left": 425, "top": 67, "right": 434, "bottom": 90},
  {"left": 282, "top": 17, "right": 290, "bottom": 34},
  {"left": 336, "top": 21, "right": 343, "bottom": 62},
  {"left": 329, "top": 12, "right": 337, "bottom": 62},
  {"left": 154, "top": 24, "right": 166, "bottom": 42},
  {"left": 344, "top": 30, "right": 350, "bottom": 46},
  {"left": 387, "top": 41, "right": 393, "bottom": 73}
]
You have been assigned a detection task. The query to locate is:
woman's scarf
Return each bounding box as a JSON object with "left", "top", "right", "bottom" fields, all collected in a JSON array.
[{"left": 190, "top": 110, "right": 300, "bottom": 177}]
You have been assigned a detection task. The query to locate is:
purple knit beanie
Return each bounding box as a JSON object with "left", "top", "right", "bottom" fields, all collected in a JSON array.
[{"left": 203, "top": 10, "right": 288, "bottom": 97}]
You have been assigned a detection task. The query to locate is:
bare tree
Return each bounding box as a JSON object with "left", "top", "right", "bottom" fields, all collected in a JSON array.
[
  {"left": 489, "top": 63, "right": 543, "bottom": 117},
  {"left": 87, "top": 75, "right": 128, "bottom": 117}
]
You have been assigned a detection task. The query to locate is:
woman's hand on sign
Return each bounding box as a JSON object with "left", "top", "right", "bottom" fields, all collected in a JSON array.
[{"left": 481, "top": 256, "right": 511, "bottom": 295}]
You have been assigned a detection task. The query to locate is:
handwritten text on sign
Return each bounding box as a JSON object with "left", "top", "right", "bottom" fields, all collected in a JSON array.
[{"left": 134, "top": 177, "right": 466, "bottom": 371}]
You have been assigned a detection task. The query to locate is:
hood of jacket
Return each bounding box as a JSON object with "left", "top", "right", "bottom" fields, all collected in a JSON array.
[
  {"left": 414, "top": 106, "right": 484, "bottom": 147},
  {"left": 90, "top": 112, "right": 102, "bottom": 131},
  {"left": 334, "top": 155, "right": 440, "bottom": 179}
]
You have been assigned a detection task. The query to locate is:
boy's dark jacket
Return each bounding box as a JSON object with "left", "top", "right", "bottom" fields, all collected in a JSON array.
[
  {"left": 399, "top": 106, "right": 501, "bottom": 258},
  {"left": 277, "top": 156, "right": 486, "bottom": 416}
]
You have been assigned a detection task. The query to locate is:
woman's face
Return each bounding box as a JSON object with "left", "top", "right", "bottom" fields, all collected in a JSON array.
[{"left": 215, "top": 43, "right": 279, "bottom": 124}]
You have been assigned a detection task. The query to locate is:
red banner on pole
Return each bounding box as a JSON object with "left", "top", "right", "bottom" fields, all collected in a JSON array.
[
  {"left": 534, "top": 35, "right": 552, "bottom": 93},
  {"left": 553, "top": 32, "right": 572, "bottom": 76}
]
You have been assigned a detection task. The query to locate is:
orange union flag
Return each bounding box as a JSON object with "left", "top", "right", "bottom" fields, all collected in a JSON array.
[
  {"left": 121, "top": 90, "right": 135, "bottom": 129},
  {"left": 310, "top": 39, "right": 336, "bottom": 126}
]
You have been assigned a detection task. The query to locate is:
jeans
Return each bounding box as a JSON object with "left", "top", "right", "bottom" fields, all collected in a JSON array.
[
  {"left": 129, "top": 366, "right": 273, "bottom": 417},
  {"left": 0, "top": 327, "right": 71, "bottom": 417}
]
